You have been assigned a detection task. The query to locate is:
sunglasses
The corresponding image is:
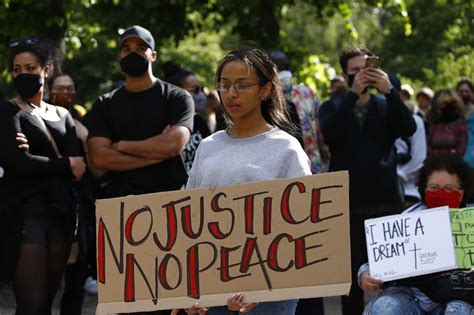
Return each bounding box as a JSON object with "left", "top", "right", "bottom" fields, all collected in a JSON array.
[{"left": 9, "top": 37, "right": 40, "bottom": 48}]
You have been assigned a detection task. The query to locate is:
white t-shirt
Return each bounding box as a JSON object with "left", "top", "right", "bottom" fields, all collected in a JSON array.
[{"left": 186, "top": 127, "right": 311, "bottom": 189}]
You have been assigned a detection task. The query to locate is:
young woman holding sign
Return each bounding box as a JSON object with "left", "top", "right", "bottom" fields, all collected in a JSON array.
[
  {"left": 358, "top": 156, "right": 474, "bottom": 314},
  {"left": 184, "top": 46, "right": 312, "bottom": 315}
]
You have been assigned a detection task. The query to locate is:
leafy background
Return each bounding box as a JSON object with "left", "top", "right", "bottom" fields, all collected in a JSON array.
[{"left": 0, "top": 0, "right": 472, "bottom": 107}]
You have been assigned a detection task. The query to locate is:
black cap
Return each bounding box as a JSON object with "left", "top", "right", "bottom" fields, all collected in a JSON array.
[
  {"left": 268, "top": 49, "right": 290, "bottom": 71},
  {"left": 119, "top": 25, "right": 155, "bottom": 50}
]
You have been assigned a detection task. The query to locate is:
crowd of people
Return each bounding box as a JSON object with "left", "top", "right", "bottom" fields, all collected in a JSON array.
[{"left": 0, "top": 25, "right": 473, "bottom": 315}]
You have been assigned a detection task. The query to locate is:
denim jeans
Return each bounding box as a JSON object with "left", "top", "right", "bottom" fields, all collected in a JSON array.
[
  {"left": 441, "top": 300, "right": 473, "bottom": 315},
  {"left": 369, "top": 291, "right": 472, "bottom": 315},
  {"left": 207, "top": 299, "right": 297, "bottom": 315}
]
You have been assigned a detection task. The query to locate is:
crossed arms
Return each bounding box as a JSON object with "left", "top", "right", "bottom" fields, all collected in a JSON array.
[{"left": 88, "top": 124, "right": 190, "bottom": 172}]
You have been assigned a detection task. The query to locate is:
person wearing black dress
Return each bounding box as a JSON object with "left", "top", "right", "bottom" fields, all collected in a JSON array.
[{"left": 0, "top": 38, "right": 86, "bottom": 315}]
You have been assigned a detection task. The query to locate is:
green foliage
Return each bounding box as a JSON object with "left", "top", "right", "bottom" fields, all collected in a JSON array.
[
  {"left": 280, "top": 0, "right": 472, "bottom": 99},
  {"left": 279, "top": 0, "right": 384, "bottom": 99},
  {"left": 424, "top": 46, "right": 474, "bottom": 91},
  {"left": 374, "top": 0, "right": 473, "bottom": 95},
  {"left": 0, "top": 0, "right": 471, "bottom": 107},
  {"left": 159, "top": 29, "right": 229, "bottom": 89},
  {"left": 296, "top": 54, "right": 337, "bottom": 100}
]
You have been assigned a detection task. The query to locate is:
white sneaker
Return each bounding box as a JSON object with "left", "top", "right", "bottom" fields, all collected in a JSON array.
[{"left": 83, "top": 276, "right": 98, "bottom": 295}]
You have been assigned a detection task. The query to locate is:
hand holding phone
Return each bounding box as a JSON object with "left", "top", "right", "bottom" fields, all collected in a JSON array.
[{"left": 366, "top": 56, "right": 380, "bottom": 68}]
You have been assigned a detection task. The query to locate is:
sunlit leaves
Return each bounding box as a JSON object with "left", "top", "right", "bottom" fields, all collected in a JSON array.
[
  {"left": 0, "top": 0, "right": 470, "bottom": 104},
  {"left": 297, "top": 54, "right": 338, "bottom": 99}
]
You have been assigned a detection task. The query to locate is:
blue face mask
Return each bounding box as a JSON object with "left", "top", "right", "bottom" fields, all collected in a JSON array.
[
  {"left": 192, "top": 91, "right": 207, "bottom": 114},
  {"left": 278, "top": 70, "right": 293, "bottom": 97}
]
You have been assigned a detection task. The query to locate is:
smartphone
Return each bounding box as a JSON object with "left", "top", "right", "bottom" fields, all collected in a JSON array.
[{"left": 366, "top": 56, "right": 380, "bottom": 68}]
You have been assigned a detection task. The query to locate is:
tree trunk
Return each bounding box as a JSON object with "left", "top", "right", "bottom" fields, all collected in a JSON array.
[
  {"left": 42, "top": 0, "right": 67, "bottom": 76},
  {"left": 259, "top": 0, "right": 280, "bottom": 48}
]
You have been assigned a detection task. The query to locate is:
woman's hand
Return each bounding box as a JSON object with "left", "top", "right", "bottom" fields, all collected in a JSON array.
[
  {"left": 16, "top": 132, "right": 29, "bottom": 151},
  {"left": 184, "top": 302, "right": 208, "bottom": 314},
  {"left": 360, "top": 271, "right": 384, "bottom": 294},
  {"left": 69, "top": 156, "right": 86, "bottom": 181},
  {"left": 227, "top": 292, "right": 258, "bottom": 313}
]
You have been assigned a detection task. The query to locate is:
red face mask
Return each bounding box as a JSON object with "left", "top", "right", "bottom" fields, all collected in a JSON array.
[
  {"left": 425, "top": 189, "right": 462, "bottom": 209},
  {"left": 461, "top": 94, "right": 472, "bottom": 105}
]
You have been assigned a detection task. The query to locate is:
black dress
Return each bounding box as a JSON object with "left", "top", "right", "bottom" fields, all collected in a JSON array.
[{"left": 0, "top": 100, "right": 80, "bottom": 279}]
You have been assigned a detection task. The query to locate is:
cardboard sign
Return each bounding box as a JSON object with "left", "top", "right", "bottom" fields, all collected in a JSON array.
[
  {"left": 95, "top": 172, "right": 351, "bottom": 314},
  {"left": 365, "top": 206, "right": 457, "bottom": 281},
  {"left": 450, "top": 207, "right": 474, "bottom": 268}
]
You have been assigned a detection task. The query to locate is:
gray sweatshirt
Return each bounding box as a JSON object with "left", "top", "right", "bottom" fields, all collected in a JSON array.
[{"left": 186, "top": 128, "right": 311, "bottom": 189}]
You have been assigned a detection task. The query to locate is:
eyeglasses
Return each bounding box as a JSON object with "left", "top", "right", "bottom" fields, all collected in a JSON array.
[
  {"left": 9, "top": 37, "right": 40, "bottom": 48},
  {"left": 426, "top": 184, "right": 461, "bottom": 192},
  {"left": 51, "top": 85, "right": 75, "bottom": 93},
  {"left": 186, "top": 86, "right": 202, "bottom": 95},
  {"left": 216, "top": 82, "right": 259, "bottom": 93}
]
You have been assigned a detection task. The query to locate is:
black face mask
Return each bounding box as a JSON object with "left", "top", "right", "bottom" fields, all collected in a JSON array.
[
  {"left": 347, "top": 74, "right": 356, "bottom": 88},
  {"left": 441, "top": 105, "right": 459, "bottom": 123},
  {"left": 120, "top": 52, "right": 149, "bottom": 77},
  {"left": 13, "top": 73, "right": 43, "bottom": 98}
]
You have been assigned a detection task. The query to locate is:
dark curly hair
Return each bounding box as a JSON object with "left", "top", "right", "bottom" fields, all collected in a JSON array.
[
  {"left": 162, "top": 61, "right": 194, "bottom": 88},
  {"left": 456, "top": 78, "right": 473, "bottom": 92},
  {"left": 8, "top": 37, "right": 53, "bottom": 72},
  {"left": 427, "top": 89, "right": 464, "bottom": 124},
  {"left": 418, "top": 156, "right": 474, "bottom": 205}
]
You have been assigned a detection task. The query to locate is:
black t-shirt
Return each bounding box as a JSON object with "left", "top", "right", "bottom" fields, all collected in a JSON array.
[{"left": 86, "top": 79, "right": 194, "bottom": 197}]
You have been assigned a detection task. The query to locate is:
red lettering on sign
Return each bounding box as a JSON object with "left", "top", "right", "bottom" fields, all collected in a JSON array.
[
  {"left": 294, "top": 230, "right": 329, "bottom": 269},
  {"left": 153, "top": 199, "right": 179, "bottom": 251},
  {"left": 267, "top": 233, "right": 294, "bottom": 272},
  {"left": 263, "top": 197, "right": 273, "bottom": 235},
  {"left": 186, "top": 242, "right": 218, "bottom": 298},
  {"left": 220, "top": 245, "right": 249, "bottom": 282},
  {"left": 125, "top": 206, "right": 153, "bottom": 246},
  {"left": 97, "top": 202, "right": 125, "bottom": 283},
  {"left": 124, "top": 254, "right": 159, "bottom": 305},
  {"left": 233, "top": 191, "right": 268, "bottom": 235},
  {"left": 181, "top": 197, "right": 204, "bottom": 239},
  {"left": 281, "top": 182, "right": 309, "bottom": 224},
  {"left": 208, "top": 193, "right": 235, "bottom": 240},
  {"left": 158, "top": 254, "right": 183, "bottom": 290}
]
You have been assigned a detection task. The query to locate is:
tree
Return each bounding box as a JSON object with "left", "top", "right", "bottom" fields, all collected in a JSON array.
[
  {"left": 1, "top": 0, "right": 471, "bottom": 105},
  {"left": 0, "top": 0, "right": 201, "bottom": 103}
]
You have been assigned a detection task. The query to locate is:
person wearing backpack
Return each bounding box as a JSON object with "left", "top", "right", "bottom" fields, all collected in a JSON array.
[{"left": 319, "top": 46, "right": 416, "bottom": 315}]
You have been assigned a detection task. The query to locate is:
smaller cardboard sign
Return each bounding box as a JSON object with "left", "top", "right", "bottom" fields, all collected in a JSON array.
[
  {"left": 450, "top": 207, "right": 474, "bottom": 268},
  {"left": 365, "top": 206, "right": 457, "bottom": 281}
]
